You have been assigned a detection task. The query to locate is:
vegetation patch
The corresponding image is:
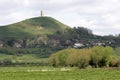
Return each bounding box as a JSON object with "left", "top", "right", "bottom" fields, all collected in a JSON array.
[
  {"left": 0, "top": 67, "right": 120, "bottom": 80},
  {"left": 49, "top": 46, "right": 118, "bottom": 68}
]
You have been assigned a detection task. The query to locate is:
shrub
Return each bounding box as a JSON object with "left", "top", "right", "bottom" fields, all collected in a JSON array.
[
  {"left": 76, "top": 49, "right": 90, "bottom": 68},
  {"left": 49, "top": 46, "right": 114, "bottom": 68},
  {"left": 65, "top": 49, "right": 78, "bottom": 67},
  {"left": 90, "top": 46, "right": 114, "bottom": 67},
  {"left": 90, "top": 46, "right": 104, "bottom": 67},
  {"left": 0, "top": 59, "right": 12, "bottom": 66},
  {"left": 49, "top": 53, "right": 59, "bottom": 67},
  {"left": 101, "top": 46, "right": 114, "bottom": 67},
  {"left": 115, "top": 47, "right": 120, "bottom": 55},
  {"left": 56, "top": 50, "right": 69, "bottom": 66},
  {"left": 49, "top": 49, "right": 70, "bottom": 67},
  {"left": 110, "top": 56, "right": 120, "bottom": 67},
  {"left": 49, "top": 48, "right": 90, "bottom": 68}
]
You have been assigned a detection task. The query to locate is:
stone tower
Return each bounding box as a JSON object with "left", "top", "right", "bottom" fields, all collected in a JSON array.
[{"left": 41, "top": 10, "right": 43, "bottom": 17}]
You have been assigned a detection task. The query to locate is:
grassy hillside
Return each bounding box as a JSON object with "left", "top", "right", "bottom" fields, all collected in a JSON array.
[{"left": 0, "top": 16, "right": 69, "bottom": 39}]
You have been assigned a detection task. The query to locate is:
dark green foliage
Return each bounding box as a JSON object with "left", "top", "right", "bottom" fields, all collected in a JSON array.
[
  {"left": 0, "top": 47, "right": 54, "bottom": 57},
  {"left": 0, "top": 59, "right": 12, "bottom": 66},
  {"left": 0, "top": 48, "right": 15, "bottom": 55}
]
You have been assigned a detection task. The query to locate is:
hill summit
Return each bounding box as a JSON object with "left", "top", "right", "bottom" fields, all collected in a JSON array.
[{"left": 0, "top": 16, "right": 69, "bottom": 39}]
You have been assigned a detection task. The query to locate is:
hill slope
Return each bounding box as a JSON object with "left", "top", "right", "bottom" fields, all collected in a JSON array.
[{"left": 0, "top": 16, "right": 69, "bottom": 39}]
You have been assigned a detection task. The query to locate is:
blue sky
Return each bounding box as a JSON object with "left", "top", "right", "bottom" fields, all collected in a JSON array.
[{"left": 0, "top": 0, "right": 120, "bottom": 35}]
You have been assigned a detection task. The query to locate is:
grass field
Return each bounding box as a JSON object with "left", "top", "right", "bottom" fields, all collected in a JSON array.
[
  {"left": 0, "top": 53, "right": 48, "bottom": 63},
  {"left": 0, "top": 67, "right": 120, "bottom": 80}
]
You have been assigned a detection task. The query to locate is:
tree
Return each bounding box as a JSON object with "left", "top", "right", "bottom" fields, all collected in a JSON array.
[
  {"left": 76, "top": 49, "right": 90, "bottom": 68},
  {"left": 90, "top": 46, "right": 103, "bottom": 67},
  {"left": 90, "top": 46, "right": 114, "bottom": 67},
  {"left": 49, "top": 46, "right": 114, "bottom": 68}
]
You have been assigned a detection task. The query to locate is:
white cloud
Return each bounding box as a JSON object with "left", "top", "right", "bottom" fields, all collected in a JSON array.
[{"left": 0, "top": 0, "right": 120, "bottom": 35}]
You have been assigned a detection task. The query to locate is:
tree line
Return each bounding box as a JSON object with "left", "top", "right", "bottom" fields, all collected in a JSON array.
[{"left": 49, "top": 46, "right": 120, "bottom": 68}]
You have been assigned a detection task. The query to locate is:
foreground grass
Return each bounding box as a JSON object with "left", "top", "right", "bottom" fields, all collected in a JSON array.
[{"left": 0, "top": 67, "right": 120, "bottom": 80}]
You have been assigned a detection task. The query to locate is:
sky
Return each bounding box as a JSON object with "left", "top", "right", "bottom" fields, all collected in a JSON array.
[{"left": 0, "top": 0, "right": 120, "bottom": 36}]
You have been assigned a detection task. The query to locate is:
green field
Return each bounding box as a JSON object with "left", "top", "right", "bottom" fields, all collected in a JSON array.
[
  {"left": 0, "top": 67, "right": 120, "bottom": 80},
  {"left": 0, "top": 53, "right": 48, "bottom": 63}
]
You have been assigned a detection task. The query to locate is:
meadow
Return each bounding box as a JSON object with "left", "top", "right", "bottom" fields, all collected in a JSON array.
[
  {"left": 0, "top": 53, "right": 48, "bottom": 63},
  {"left": 0, "top": 47, "right": 120, "bottom": 80},
  {"left": 0, "top": 67, "right": 120, "bottom": 80}
]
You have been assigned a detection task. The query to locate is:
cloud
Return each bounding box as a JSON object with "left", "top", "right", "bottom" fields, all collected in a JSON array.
[{"left": 0, "top": 0, "right": 120, "bottom": 35}]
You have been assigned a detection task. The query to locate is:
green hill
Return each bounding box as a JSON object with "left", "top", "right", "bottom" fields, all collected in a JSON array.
[
  {"left": 0, "top": 16, "right": 119, "bottom": 60},
  {"left": 0, "top": 16, "right": 69, "bottom": 39}
]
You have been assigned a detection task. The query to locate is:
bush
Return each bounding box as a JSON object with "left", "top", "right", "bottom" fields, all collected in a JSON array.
[
  {"left": 65, "top": 49, "right": 78, "bottom": 67},
  {"left": 90, "top": 46, "right": 113, "bottom": 67},
  {"left": 49, "top": 48, "right": 90, "bottom": 68},
  {"left": 115, "top": 47, "right": 120, "bottom": 55},
  {"left": 49, "top": 46, "right": 115, "bottom": 68},
  {"left": 76, "top": 49, "right": 90, "bottom": 68},
  {"left": 49, "top": 49, "right": 71, "bottom": 67},
  {"left": 0, "top": 59, "right": 12, "bottom": 66},
  {"left": 49, "top": 53, "right": 59, "bottom": 67},
  {"left": 110, "top": 56, "right": 120, "bottom": 67},
  {"left": 66, "top": 49, "right": 90, "bottom": 68}
]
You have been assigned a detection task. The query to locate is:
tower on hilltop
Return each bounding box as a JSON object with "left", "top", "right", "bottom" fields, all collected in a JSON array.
[{"left": 41, "top": 10, "right": 43, "bottom": 17}]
